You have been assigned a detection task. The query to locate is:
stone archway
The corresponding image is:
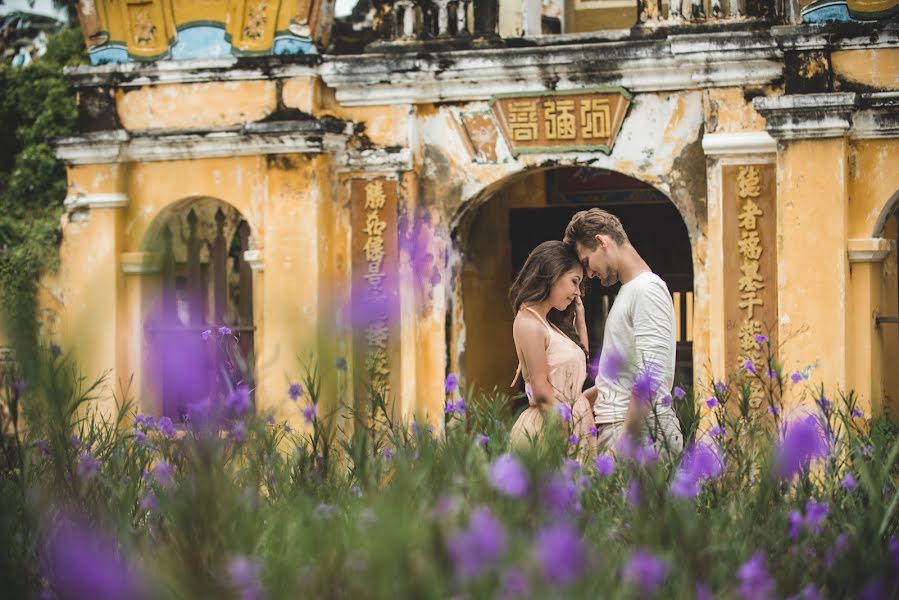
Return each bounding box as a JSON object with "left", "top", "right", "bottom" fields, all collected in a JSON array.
[
  {"left": 136, "top": 197, "right": 257, "bottom": 421},
  {"left": 450, "top": 165, "right": 695, "bottom": 406}
]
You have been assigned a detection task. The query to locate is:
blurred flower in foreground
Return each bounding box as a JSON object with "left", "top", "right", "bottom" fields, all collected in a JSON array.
[
  {"left": 489, "top": 454, "right": 528, "bottom": 498},
  {"left": 446, "top": 506, "right": 506, "bottom": 580}
]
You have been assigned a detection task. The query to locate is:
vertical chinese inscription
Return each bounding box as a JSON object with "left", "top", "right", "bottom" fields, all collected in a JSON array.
[
  {"left": 351, "top": 179, "right": 399, "bottom": 400},
  {"left": 723, "top": 164, "right": 777, "bottom": 406}
]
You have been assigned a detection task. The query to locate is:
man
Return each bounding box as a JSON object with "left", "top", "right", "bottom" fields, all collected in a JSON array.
[{"left": 563, "top": 208, "right": 683, "bottom": 458}]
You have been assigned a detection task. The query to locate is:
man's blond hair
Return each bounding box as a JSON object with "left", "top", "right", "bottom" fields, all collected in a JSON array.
[{"left": 563, "top": 208, "right": 628, "bottom": 249}]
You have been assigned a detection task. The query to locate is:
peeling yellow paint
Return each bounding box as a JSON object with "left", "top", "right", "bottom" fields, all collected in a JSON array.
[
  {"left": 117, "top": 80, "right": 278, "bottom": 131},
  {"left": 833, "top": 49, "right": 899, "bottom": 90}
]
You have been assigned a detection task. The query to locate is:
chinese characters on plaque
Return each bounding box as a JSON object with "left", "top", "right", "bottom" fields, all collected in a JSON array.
[
  {"left": 490, "top": 88, "right": 631, "bottom": 156},
  {"left": 351, "top": 178, "right": 399, "bottom": 398},
  {"left": 723, "top": 164, "right": 777, "bottom": 408}
]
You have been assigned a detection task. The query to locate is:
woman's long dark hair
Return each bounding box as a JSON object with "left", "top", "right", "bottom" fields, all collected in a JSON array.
[{"left": 509, "top": 240, "right": 586, "bottom": 353}]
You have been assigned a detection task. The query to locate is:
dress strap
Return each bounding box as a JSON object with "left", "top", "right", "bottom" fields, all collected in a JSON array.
[{"left": 522, "top": 306, "right": 554, "bottom": 334}]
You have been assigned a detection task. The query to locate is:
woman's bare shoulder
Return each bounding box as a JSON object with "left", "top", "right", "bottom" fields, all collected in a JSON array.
[{"left": 513, "top": 310, "right": 548, "bottom": 341}]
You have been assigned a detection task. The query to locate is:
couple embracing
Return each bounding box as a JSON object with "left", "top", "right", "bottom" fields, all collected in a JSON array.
[{"left": 509, "top": 208, "right": 683, "bottom": 460}]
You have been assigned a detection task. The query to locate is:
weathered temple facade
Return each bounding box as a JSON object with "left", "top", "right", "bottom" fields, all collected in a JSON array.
[{"left": 42, "top": 0, "right": 899, "bottom": 427}]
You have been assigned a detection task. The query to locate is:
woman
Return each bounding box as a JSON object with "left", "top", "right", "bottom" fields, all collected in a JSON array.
[{"left": 509, "top": 241, "right": 595, "bottom": 457}]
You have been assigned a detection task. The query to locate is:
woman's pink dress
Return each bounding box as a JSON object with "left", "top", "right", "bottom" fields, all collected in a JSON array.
[{"left": 510, "top": 307, "right": 595, "bottom": 457}]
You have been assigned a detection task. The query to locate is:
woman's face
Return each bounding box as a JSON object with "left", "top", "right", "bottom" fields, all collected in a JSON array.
[{"left": 549, "top": 266, "right": 583, "bottom": 311}]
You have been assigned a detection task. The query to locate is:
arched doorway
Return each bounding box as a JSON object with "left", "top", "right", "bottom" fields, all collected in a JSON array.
[
  {"left": 141, "top": 197, "right": 255, "bottom": 421},
  {"left": 873, "top": 189, "right": 899, "bottom": 416},
  {"left": 455, "top": 166, "right": 693, "bottom": 405}
]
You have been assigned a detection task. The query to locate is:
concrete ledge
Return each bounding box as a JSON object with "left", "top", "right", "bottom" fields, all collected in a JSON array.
[
  {"left": 121, "top": 252, "right": 161, "bottom": 274},
  {"left": 64, "top": 192, "right": 129, "bottom": 209},
  {"left": 848, "top": 238, "right": 895, "bottom": 263},
  {"left": 702, "top": 131, "right": 777, "bottom": 156}
]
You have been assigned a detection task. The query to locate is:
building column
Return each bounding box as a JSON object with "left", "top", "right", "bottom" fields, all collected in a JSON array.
[
  {"left": 60, "top": 174, "right": 129, "bottom": 420},
  {"left": 756, "top": 93, "right": 856, "bottom": 410}
]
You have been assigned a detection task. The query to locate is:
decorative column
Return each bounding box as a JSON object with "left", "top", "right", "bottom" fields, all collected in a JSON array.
[
  {"left": 336, "top": 148, "right": 414, "bottom": 424},
  {"left": 702, "top": 131, "right": 777, "bottom": 399}
]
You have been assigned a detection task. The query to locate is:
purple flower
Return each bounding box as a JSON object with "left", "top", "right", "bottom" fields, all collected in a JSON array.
[
  {"left": 229, "top": 421, "right": 247, "bottom": 443},
  {"left": 816, "top": 395, "right": 832, "bottom": 414},
  {"left": 432, "top": 495, "right": 459, "bottom": 519},
  {"left": 568, "top": 433, "right": 579, "bottom": 447},
  {"left": 595, "top": 454, "right": 615, "bottom": 477},
  {"left": 556, "top": 403, "right": 572, "bottom": 423},
  {"left": 302, "top": 404, "right": 316, "bottom": 424},
  {"left": 315, "top": 503, "right": 337, "bottom": 519},
  {"left": 201, "top": 329, "right": 212, "bottom": 341},
  {"left": 444, "top": 373, "right": 459, "bottom": 394},
  {"left": 33, "top": 439, "right": 50, "bottom": 458},
  {"left": 788, "top": 510, "right": 804, "bottom": 540},
  {"left": 133, "top": 429, "right": 148, "bottom": 446},
  {"left": 447, "top": 507, "right": 507, "bottom": 580},
  {"left": 804, "top": 500, "right": 828, "bottom": 534},
  {"left": 444, "top": 399, "right": 455, "bottom": 415},
  {"left": 768, "top": 404, "right": 781, "bottom": 417},
  {"left": 790, "top": 372, "right": 803, "bottom": 384},
  {"left": 618, "top": 434, "right": 658, "bottom": 467},
  {"left": 140, "top": 491, "right": 158, "bottom": 513},
  {"left": 706, "top": 397, "right": 719, "bottom": 410},
  {"left": 453, "top": 398, "right": 466, "bottom": 414},
  {"left": 478, "top": 434, "right": 489, "bottom": 447},
  {"left": 588, "top": 425, "right": 599, "bottom": 438},
  {"left": 850, "top": 407, "right": 863, "bottom": 419},
  {"left": 696, "top": 582, "right": 714, "bottom": 600},
  {"left": 660, "top": 394, "right": 672, "bottom": 408},
  {"left": 134, "top": 414, "right": 155, "bottom": 430},
  {"left": 228, "top": 555, "right": 263, "bottom": 600},
  {"left": 670, "top": 443, "right": 724, "bottom": 499},
  {"left": 714, "top": 381, "right": 727, "bottom": 396},
  {"left": 778, "top": 415, "right": 830, "bottom": 478},
  {"left": 743, "top": 359, "right": 756, "bottom": 374},
  {"left": 43, "top": 518, "right": 139, "bottom": 599},
  {"left": 737, "top": 552, "right": 775, "bottom": 600},
  {"left": 755, "top": 334, "right": 769, "bottom": 344},
  {"left": 77, "top": 452, "right": 100, "bottom": 481},
  {"left": 766, "top": 367, "right": 777, "bottom": 379},
  {"left": 796, "top": 584, "right": 824, "bottom": 600},
  {"left": 227, "top": 385, "right": 251, "bottom": 417},
  {"left": 489, "top": 454, "right": 529, "bottom": 498},
  {"left": 187, "top": 397, "right": 212, "bottom": 424},
  {"left": 633, "top": 365, "right": 660, "bottom": 407},
  {"left": 598, "top": 348, "right": 626, "bottom": 381},
  {"left": 534, "top": 522, "right": 587, "bottom": 586},
  {"left": 501, "top": 568, "right": 529, "bottom": 598},
  {"left": 153, "top": 461, "right": 173, "bottom": 487},
  {"left": 708, "top": 425, "right": 726, "bottom": 438},
  {"left": 673, "top": 386, "right": 687, "bottom": 400},
  {"left": 563, "top": 459, "right": 581, "bottom": 479},
  {"left": 623, "top": 550, "right": 668, "bottom": 595},
  {"left": 382, "top": 448, "right": 394, "bottom": 460},
  {"left": 542, "top": 474, "right": 579, "bottom": 516},
  {"left": 627, "top": 480, "right": 641, "bottom": 506},
  {"left": 218, "top": 326, "right": 232, "bottom": 336},
  {"left": 288, "top": 383, "right": 303, "bottom": 401},
  {"left": 157, "top": 416, "right": 176, "bottom": 439}
]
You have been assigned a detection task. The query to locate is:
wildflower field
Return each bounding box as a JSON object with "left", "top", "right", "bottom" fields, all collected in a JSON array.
[{"left": 1, "top": 332, "right": 898, "bottom": 600}]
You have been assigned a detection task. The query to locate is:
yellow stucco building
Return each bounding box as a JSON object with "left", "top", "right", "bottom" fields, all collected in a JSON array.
[{"left": 38, "top": 0, "right": 899, "bottom": 428}]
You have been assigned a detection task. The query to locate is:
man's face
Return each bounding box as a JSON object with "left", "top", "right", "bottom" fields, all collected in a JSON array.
[{"left": 575, "top": 236, "right": 619, "bottom": 287}]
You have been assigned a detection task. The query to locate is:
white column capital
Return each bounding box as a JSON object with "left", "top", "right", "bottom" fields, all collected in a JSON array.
[
  {"left": 848, "top": 238, "right": 895, "bottom": 263},
  {"left": 244, "top": 250, "right": 264, "bottom": 272}
]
